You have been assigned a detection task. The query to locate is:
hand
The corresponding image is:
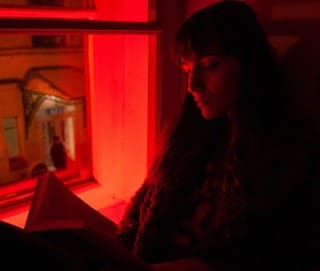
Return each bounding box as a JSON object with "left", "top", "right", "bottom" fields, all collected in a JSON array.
[{"left": 150, "top": 258, "right": 210, "bottom": 271}]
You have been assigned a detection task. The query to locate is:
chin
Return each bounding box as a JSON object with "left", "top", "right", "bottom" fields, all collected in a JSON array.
[{"left": 200, "top": 109, "right": 220, "bottom": 120}]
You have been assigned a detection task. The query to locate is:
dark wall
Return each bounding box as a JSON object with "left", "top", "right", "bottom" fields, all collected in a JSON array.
[
  {"left": 264, "top": 0, "right": 320, "bottom": 130},
  {"left": 156, "top": 0, "right": 186, "bottom": 131}
]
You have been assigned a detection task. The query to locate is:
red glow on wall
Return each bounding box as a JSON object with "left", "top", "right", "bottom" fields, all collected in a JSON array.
[
  {"left": 95, "top": 0, "right": 148, "bottom": 22},
  {"left": 88, "top": 33, "right": 152, "bottom": 201}
]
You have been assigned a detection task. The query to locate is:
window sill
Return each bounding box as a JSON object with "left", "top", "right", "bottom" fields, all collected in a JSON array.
[{"left": 0, "top": 177, "right": 126, "bottom": 229}]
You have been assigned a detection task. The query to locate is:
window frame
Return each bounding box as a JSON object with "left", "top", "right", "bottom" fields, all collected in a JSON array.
[{"left": 0, "top": 3, "right": 162, "bottom": 221}]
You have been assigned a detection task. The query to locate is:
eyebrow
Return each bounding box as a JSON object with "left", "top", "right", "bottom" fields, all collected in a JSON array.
[{"left": 180, "top": 54, "right": 220, "bottom": 64}]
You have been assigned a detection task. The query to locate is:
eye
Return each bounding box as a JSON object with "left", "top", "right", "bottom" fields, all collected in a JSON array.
[
  {"left": 200, "top": 59, "right": 219, "bottom": 70},
  {"left": 197, "top": 55, "right": 221, "bottom": 70}
]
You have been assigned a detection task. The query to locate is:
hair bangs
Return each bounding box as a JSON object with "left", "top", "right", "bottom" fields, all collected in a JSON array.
[{"left": 174, "top": 17, "right": 224, "bottom": 65}]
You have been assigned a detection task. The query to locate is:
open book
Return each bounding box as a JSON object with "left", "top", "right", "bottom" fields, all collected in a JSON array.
[{"left": 25, "top": 171, "right": 149, "bottom": 271}]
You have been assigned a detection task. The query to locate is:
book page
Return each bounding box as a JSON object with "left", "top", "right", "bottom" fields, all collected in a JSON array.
[
  {"left": 25, "top": 172, "right": 150, "bottom": 271},
  {"left": 25, "top": 171, "right": 117, "bottom": 238}
]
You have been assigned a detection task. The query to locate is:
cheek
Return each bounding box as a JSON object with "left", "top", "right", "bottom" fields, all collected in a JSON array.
[{"left": 207, "top": 68, "right": 239, "bottom": 106}]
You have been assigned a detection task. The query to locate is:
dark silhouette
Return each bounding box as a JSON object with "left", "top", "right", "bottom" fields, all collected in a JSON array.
[
  {"left": 50, "top": 135, "right": 67, "bottom": 170},
  {"left": 116, "top": 1, "right": 320, "bottom": 271}
]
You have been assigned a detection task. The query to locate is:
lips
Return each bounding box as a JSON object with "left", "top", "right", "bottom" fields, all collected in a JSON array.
[
  {"left": 193, "top": 96, "right": 208, "bottom": 107},
  {"left": 196, "top": 101, "right": 206, "bottom": 108}
]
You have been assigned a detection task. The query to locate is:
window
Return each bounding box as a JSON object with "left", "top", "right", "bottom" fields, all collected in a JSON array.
[{"left": 0, "top": 0, "right": 160, "bottom": 226}]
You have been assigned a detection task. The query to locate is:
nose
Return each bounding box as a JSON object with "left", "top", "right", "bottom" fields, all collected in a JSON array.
[{"left": 187, "top": 67, "right": 205, "bottom": 93}]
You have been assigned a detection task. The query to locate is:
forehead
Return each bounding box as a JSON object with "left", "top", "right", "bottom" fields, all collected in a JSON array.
[
  {"left": 182, "top": 36, "right": 224, "bottom": 54},
  {"left": 180, "top": 52, "right": 221, "bottom": 65},
  {"left": 178, "top": 41, "right": 225, "bottom": 64},
  {"left": 183, "top": 46, "right": 223, "bottom": 58}
]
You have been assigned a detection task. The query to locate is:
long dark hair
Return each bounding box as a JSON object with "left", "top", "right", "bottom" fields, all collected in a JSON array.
[
  {"left": 147, "top": 1, "right": 298, "bottom": 208},
  {"left": 119, "top": 2, "right": 318, "bottom": 262},
  {"left": 120, "top": 2, "right": 315, "bottom": 262}
]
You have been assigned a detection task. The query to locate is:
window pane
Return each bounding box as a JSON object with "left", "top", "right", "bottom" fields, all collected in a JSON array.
[
  {"left": 0, "top": 33, "right": 91, "bottom": 192},
  {"left": 0, "top": 31, "right": 158, "bottom": 221}
]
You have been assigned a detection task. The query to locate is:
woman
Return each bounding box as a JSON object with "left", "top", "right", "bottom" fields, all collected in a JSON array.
[{"left": 117, "top": 1, "right": 320, "bottom": 270}]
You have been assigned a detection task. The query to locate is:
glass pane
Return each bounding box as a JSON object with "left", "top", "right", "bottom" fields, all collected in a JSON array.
[
  {"left": 0, "top": 31, "right": 158, "bottom": 222},
  {"left": 0, "top": 0, "right": 95, "bottom": 9},
  {"left": 0, "top": 33, "right": 91, "bottom": 201}
]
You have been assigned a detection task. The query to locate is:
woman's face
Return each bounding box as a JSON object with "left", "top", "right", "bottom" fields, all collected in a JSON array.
[{"left": 181, "top": 52, "right": 240, "bottom": 120}]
